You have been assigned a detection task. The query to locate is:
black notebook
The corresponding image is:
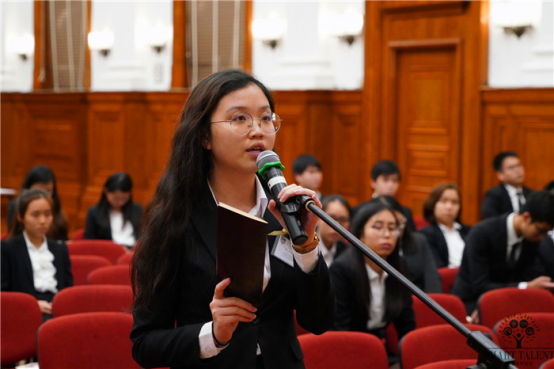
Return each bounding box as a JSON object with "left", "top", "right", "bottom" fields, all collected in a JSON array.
[{"left": 216, "top": 202, "right": 268, "bottom": 308}]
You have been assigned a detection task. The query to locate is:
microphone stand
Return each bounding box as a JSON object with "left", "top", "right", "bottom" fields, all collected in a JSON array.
[{"left": 300, "top": 197, "right": 517, "bottom": 369}]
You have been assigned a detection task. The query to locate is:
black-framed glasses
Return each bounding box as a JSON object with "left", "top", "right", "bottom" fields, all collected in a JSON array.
[{"left": 211, "top": 111, "right": 281, "bottom": 136}]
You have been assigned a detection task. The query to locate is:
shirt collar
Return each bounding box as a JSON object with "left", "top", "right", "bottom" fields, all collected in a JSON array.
[
  {"left": 366, "top": 263, "right": 388, "bottom": 282},
  {"left": 207, "top": 176, "right": 268, "bottom": 218},
  {"left": 438, "top": 222, "right": 462, "bottom": 232},
  {"left": 23, "top": 231, "right": 48, "bottom": 252},
  {"left": 507, "top": 212, "right": 523, "bottom": 246},
  {"left": 504, "top": 184, "right": 522, "bottom": 196},
  {"left": 318, "top": 234, "right": 337, "bottom": 257}
]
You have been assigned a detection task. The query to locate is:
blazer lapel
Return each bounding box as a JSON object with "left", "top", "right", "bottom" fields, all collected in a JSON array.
[
  {"left": 15, "top": 234, "right": 35, "bottom": 288},
  {"left": 191, "top": 184, "right": 218, "bottom": 262}
]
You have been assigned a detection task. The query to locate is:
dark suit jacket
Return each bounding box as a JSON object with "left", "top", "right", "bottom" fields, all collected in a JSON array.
[
  {"left": 401, "top": 233, "right": 442, "bottom": 293},
  {"left": 451, "top": 214, "right": 542, "bottom": 312},
  {"left": 84, "top": 202, "right": 143, "bottom": 242},
  {"left": 537, "top": 236, "right": 554, "bottom": 280},
  {"left": 329, "top": 246, "right": 415, "bottom": 341},
  {"left": 131, "top": 182, "right": 335, "bottom": 369},
  {"left": 480, "top": 184, "right": 533, "bottom": 220},
  {"left": 1, "top": 234, "right": 73, "bottom": 300},
  {"left": 420, "top": 223, "right": 472, "bottom": 269},
  {"left": 353, "top": 201, "right": 416, "bottom": 233}
]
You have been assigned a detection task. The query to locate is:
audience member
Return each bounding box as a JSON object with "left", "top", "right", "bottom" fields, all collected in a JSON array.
[
  {"left": 352, "top": 160, "right": 416, "bottom": 232},
  {"left": 379, "top": 195, "right": 442, "bottom": 293},
  {"left": 84, "top": 172, "right": 143, "bottom": 248},
  {"left": 2, "top": 189, "right": 73, "bottom": 321},
  {"left": 537, "top": 181, "right": 554, "bottom": 279},
  {"left": 330, "top": 199, "right": 415, "bottom": 362},
  {"left": 481, "top": 151, "right": 533, "bottom": 219},
  {"left": 420, "top": 183, "right": 472, "bottom": 268},
  {"left": 452, "top": 190, "right": 554, "bottom": 316},
  {"left": 317, "top": 194, "right": 351, "bottom": 267},
  {"left": 292, "top": 154, "right": 323, "bottom": 200},
  {"left": 6, "top": 165, "right": 68, "bottom": 240}
]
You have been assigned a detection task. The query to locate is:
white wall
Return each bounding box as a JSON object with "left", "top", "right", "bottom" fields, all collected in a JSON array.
[
  {"left": 488, "top": 0, "right": 554, "bottom": 87},
  {"left": 252, "top": 0, "right": 364, "bottom": 90},
  {"left": 0, "top": 0, "right": 34, "bottom": 92},
  {"left": 90, "top": 0, "right": 173, "bottom": 91}
]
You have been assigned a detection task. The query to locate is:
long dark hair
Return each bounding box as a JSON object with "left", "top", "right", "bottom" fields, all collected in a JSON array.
[
  {"left": 97, "top": 172, "right": 134, "bottom": 230},
  {"left": 131, "top": 70, "right": 275, "bottom": 309},
  {"left": 8, "top": 189, "right": 55, "bottom": 238},
  {"left": 349, "top": 199, "right": 411, "bottom": 322},
  {"left": 422, "top": 182, "right": 462, "bottom": 224}
]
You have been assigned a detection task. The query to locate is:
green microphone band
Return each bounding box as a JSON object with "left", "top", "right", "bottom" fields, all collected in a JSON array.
[{"left": 257, "top": 161, "right": 285, "bottom": 180}]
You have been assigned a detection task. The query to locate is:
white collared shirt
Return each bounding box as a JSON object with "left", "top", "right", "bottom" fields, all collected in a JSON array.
[
  {"left": 365, "top": 264, "right": 388, "bottom": 330},
  {"left": 200, "top": 177, "right": 320, "bottom": 358},
  {"left": 109, "top": 211, "right": 136, "bottom": 247},
  {"left": 23, "top": 231, "right": 58, "bottom": 294},
  {"left": 438, "top": 222, "right": 465, "bottom": 267},
  {"left": 504, "top": 184, "right": 526, "bottom": 214},
  {"left": 506, "top": 213, "right": 527, "bottom": 289},
  {"left": 319, "top": 235, "right": 337, "bottom": 268}
]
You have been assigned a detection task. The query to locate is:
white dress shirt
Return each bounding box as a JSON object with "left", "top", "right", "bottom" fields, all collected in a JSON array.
[
  {"left": 506, "top": 213, "right": 527, "bottom": 289},
  {"left": 109, "top": 211, "right": 136, "bottom": 247},
  {"left": 319, "top": 236, "right": 337, "bottom": 268},
  {"left": 504, "top": 184, "right": 526, "bottom": 214},
  {"left": 23, "top": 231, "right": 58, "bottom": 294},
  {"left": 438, "top": 222, "right": 465, "bottom": 267},
  {"left": 365, "top": 264, "right": 388, "bottom": 331},
  {"left": 199, "top": 177, "right": 320, "bottom": 358}
]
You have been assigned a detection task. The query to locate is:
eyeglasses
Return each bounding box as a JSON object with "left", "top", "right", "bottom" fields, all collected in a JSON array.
[
  {"left": 369, "top": 225, "right": 400, "bottom": 237},
  {"left": 211, "top": 112, "right": 281, "bottom": 136},
  {"left": 331, "top": 216, "right": 350, "bottom": 226}
]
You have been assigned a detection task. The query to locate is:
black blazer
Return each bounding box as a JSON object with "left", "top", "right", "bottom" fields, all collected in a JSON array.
[
  {"left": 1, "top": 234, "right": 73, "bottom": 300},
  {"left": 401, "top": 233, "right": 442, "bottom": 293},
  {"left": 84, "top": 203, "right": 143, "bottom": 242},
  {"left": 537, "top": 237, "right": 554, "bottom": 280},
  {"left": 353, "top": 201, "right": 416, "bottom": 234},
  {"left": 420, "top": 223, "right": 472, "bottom": 269},
  {"left": 130, "top": 182, "right": 335, "bottom": 369},
  {"left": 480, "top": 184, "right": 533, "bottom": 220},
  {"left": 329, "top": 246, "right": 415, "bottom": 341},
  {"left": 451, "top": 214, "right": 542, "bottom": 311}
]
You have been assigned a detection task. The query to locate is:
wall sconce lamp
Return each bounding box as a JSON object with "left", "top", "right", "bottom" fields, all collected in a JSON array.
[
  {"left": 142, "top": 25, "right": 171, "bottom": 54},
  {"left": 491, "top": 0, "right": 541, "bottom": 39},
  {"left": 503, "top": 25, "right": 532, "bottom": 38},
  {"left": 333, "top": 10, "right": 364, "bottom": 46},
  {"left": 9, "top": 35, "right": 35, "bottom": 61},
  {"left": 88, "top": 30, "right": 115, "bottom": 56},
  {"left": 252, "top": 18, "right": 285, "bottom": 49}
]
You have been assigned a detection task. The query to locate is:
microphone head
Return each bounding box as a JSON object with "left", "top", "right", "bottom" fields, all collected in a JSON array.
[{"left": 256, "top": 150, "right": 281, "bottom": 170}]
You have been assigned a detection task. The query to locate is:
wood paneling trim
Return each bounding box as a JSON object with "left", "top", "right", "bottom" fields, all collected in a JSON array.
[
  {"left": 33, "top": 1, "right": 43, "bottom": 90},
  {"left": 172, "top": 1, "right": 188, "bottom": 88},
  {"left": 482, "top": 88, "right": 554, "bottom": 103},
  {"left": 244, "top": 0, "right": 253, "bottom": 73}
]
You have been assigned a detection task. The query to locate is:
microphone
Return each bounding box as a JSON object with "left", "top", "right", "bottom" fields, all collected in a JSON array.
[{"left": 256, "top": 150, "right": 313, "bottom": 245}]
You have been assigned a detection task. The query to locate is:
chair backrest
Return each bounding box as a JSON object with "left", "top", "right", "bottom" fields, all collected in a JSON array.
[
  {"left": 37, "top": 312, "right": 139, "bottom": 369},
  {"left": 540, "top": 359, "right": 554, "bottom": 369},
  {"left": 414, "top": 359, "right": 478, "bottom": 369},
  {"left": 116, "top": 252, "right": 134, "bottom": 265},
  {"left": 0, "top": 292, "right": 43, "bottom": 366},
  {"left": 299, "top": 331, "right": 388, "bottom": 369},
  {"left": 437, "top": 267, "right": 459, "bottom": 294},
  {"left": 494, "top": 312, "right": 554, "bottom": 369},
  {"left": 52, "top": 285, "right": 134, "bottom": 317},
  {"left": 478, "top": 288, "right": 554, "bottom": 329},
  {"left": 72, "top": 228, "right": 85, "bottom": 241},
  {"left": 414, "top": 217, "right": 430, "bottom": 230},
  {"left": 70, "top": 255, "right": 112, "bottom": 285},
  {"left": 413, "top": 293, "right": 467, "bottom": 329},
  {"left": 68, "top": 240, "right": 126, "bottom": 264},
  {"left": 399, "top": 324, "right": 498, "bottom": 369},
  {"left": 87, "top": 265, "right": 132, "bottom": 285}
]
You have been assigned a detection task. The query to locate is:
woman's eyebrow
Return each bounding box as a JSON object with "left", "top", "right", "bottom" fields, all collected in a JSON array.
[{"left": 225, "top": 105, "right": 271, "bottom": 113}]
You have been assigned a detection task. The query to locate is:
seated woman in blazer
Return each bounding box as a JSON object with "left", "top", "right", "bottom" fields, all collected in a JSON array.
[
  {"left": 420, "top": 183, "right": 471, "bottom": 269},
  {"left": 1, "top": 189, "right": 73, "bottom": 320},
  {"left": 330, "top": 198, "right": 415, "bottom": 362},
  {"left": 84, "top": 172, "right": 143, "bottom": 248}
]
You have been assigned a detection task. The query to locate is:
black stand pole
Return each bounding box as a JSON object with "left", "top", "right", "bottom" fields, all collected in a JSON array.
[{"left": 301, "top": 198, "right": 517, "bottom": 369}]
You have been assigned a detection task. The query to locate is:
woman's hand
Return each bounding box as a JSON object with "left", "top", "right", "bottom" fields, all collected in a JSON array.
[
  {"left": 210, "top": 278, "right": 257, "bottom": 345},
  {"left": 268, "top": 184, "right": 322, "bottom": 247},
  {"left": 38, "top": 300, "right": 52, "bottom": 315}
]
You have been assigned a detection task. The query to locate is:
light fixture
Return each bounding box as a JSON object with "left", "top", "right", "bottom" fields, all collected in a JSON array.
[
  {"left": 490, "top": 0, "right": 541, "bottom": 38},
  {"left": 88, "top": 30, "right": 115, "bottom": 56},
  {"left": 141, "top": 25, "right": 171, "bottom": 54},
  {"left": 332, "top": 9, "right": 364, "bottom": 46},
  {"left": 8, "top": 35, "right": 35, "bottom": 61},
  {"left": 252, "top": 18, "right": 285, "bottom": 49}
]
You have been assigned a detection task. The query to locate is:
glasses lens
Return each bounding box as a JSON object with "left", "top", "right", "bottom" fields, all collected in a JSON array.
[
  {"left": 230, "top": 112, "right": 253, "bottom": 135},
  {"left": 260, "top": 112, "right": 281, "bottom": 135}
]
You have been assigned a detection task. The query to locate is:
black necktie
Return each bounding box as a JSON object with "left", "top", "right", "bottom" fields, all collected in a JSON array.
[
  {"left": 516, "top": 191, "right": 524, "bottom": 211},
  {"left": 508, "top": 242, "right": 521, "bottom": 270}
]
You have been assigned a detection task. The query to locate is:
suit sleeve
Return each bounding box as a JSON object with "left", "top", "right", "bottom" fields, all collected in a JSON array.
[
  {"left": 480, "top": 191, "right": 500, "bottom": 220},
  {"left": 420, "top": 227, "right": 445, "bottom": 269},
  {"left": 61, "top": 242, "right": 74, "bottom": 288},
  {"left": 84, "top": 208, "right": 97, "bottom": 239},
  {"left": 393, "top": 296, "right": 415, "bottom": 340},
  {"left": 329, "top": 262, "right": 354, "bottom": 331},
  {"left": 418, "top": 237, "right": 442, "bottom": 293},
  {"left": 294, "top": 255, "right": 335, "bottom": 335},
  {"left": 1, "top": 242, "right": 12, "bottom": 291}
]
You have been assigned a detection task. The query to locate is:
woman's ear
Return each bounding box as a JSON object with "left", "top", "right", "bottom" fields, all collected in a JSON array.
[{"left": 16, "top": 213, "right": 23, "bottom": 223}]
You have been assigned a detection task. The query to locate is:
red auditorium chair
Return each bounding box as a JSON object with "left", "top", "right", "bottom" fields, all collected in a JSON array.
[
  {"left": 413, "top": 293, "right": 467, "bottom": 329},
  {"left": 1, "top": 292, "right": 43, "bottom": 367},
  {"left": 437, "top": 267, "right": 459, "bottom": 294},
  {"left": 68, "top": 240, "right": 126, "bottom": 264},
  {"left": 52, "top": 285, "right": 133, "bottom": 317},
  {"left": 478, "top": 288, "right": 554, "bottom": 329},
  {"left": 87, "top": 264, "right": 132, "bottom": 285},
  {"left": 70, "top": 255, "right": 111, "bottom": 285},
  {"left": 540, "top": 359, "right": 554, "bottom": 369},
  {"left": 71, "top": 228, "right": 85, "bottom": 241},
  {"left": 116, "top": 252, "right": 134, "bottom": 265},
  {"left": 37, "top": 312, "right": 139, "bottom": 369},
  {"left": 299, "top": 331, "right": 388, "bottom": 369},
  {"left": 399, "top": 324, "right": 497, "bottom": 369},
  {"left": 414, "top": 359, "right": 478, "bottom": 369},
  {"left": 413, "top": 217, "right": 429, "bottom": 230},
  {"left": 494, "top": 312, "right": 554, "bottom": 369}
]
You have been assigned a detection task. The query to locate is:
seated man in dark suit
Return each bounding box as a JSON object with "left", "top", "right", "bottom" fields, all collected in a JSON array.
[
  {"left": 352, "top": 160, "right": 416, "bottom": 232},
  {"left": 537, "top": 181, "right": 554, "bottom": 279},
  {"left": 481, "top": 151, "right": 533, "bottom": 219},
  {"left": 452, "top": 190, "right": 554, "bottom": 317}
]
